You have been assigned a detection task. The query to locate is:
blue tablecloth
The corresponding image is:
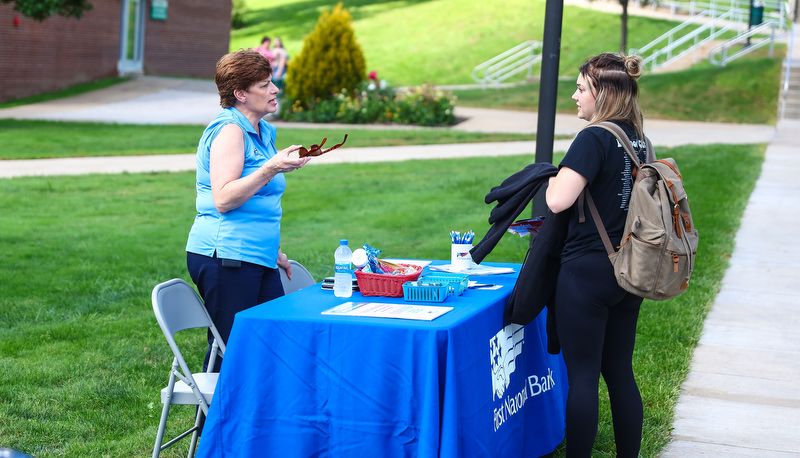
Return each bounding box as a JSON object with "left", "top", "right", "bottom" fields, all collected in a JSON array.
[{"left": 196, "top": 261, "right": 567, "bottom": 458}]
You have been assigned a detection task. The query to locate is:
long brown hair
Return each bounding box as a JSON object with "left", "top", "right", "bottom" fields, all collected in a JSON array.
[{"left": 580, "top": 52, "right": 645, "bottom": 140}]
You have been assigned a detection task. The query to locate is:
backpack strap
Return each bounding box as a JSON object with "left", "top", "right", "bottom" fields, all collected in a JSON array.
[
  {"left": 580, "top": 121, "right": 654, "bottom": 256},
  {"left": 584, "top": 190, "right": 617, "bottom": 256},
  {"left": 593, "top": 121, "right": 655, "bottom": 167},
  {"left": 646, "top": 137, "right": 655, "bottom": 163}
]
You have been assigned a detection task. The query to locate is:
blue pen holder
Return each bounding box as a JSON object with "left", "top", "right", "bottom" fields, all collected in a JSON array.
[
  {"left": 403, "top": 281, "right": 449, "bottom": 302},
  {"left": 418, "top": 273, "right": 469, "bottom": 296}
]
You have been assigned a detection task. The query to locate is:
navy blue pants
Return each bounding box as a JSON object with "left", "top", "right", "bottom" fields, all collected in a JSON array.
[
  {"left": 187, "top": 252, "right": 284, "bottom": 372},
  {"left": 554, "top": 251, "right": 644, "bottom": 457}
]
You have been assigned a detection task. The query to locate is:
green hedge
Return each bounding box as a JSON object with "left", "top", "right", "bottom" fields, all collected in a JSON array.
[{"left": 280, "top": 83, "right": 457, "bottom": 127}]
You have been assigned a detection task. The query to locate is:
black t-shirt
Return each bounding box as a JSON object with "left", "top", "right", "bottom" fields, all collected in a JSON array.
[{"left": 558, "top": 122, "right": 648, "bottom": 262}]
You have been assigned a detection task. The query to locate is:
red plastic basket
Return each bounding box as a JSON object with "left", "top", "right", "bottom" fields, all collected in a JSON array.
[{"left": 354, "top": 264, "right": 423, "bottom": 297}]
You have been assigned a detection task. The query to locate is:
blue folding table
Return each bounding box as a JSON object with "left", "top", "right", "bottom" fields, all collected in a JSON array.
[{"left": 195, "top": 261, "right": 567, "bottom": 458}]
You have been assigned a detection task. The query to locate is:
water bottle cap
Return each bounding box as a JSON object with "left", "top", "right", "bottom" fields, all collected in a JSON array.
[{"left": 339, "top": 239, "right": 348, "bottom": 245}]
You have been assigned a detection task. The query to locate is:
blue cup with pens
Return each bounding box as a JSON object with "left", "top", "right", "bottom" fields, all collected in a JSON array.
[{"left": 450, "top": 230, "right": 474, "bottom": 272}]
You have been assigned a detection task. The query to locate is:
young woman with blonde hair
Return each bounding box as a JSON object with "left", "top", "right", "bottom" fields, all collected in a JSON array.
[{"left": 546, "top": 52, "right": 648, "bottom": 457}]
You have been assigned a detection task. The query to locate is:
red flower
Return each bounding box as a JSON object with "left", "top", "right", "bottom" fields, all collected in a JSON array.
[{"left": 368, "top": 71, "right": 378, "bottom": 81}]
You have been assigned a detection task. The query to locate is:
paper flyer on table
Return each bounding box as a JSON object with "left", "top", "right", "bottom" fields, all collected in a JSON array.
[
  {"left": 428, "top": 263, "right": 516, "bottom": 276},
  {"left": 322, "top": 302, "right": 453, "bottom": 321}
]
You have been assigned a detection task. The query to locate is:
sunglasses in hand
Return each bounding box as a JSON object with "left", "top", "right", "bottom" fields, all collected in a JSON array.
[{"left": 298, "top": 134, "right": 348, "bottom": 158}]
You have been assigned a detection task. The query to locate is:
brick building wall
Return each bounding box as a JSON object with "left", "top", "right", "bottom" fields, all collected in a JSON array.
[
  {"left": 0, "top": 0, "right": 231, "bottom": 103},
  {"left": 0, "top": 2, "right": 121, "bottom": 102},
  {"left": 144, "top": 0, "right": 231, "bottom": 77}
]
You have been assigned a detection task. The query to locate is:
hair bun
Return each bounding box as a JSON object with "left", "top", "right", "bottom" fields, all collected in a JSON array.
[{"left": 624, "top": 55, "right": 643, "bottom": 80}]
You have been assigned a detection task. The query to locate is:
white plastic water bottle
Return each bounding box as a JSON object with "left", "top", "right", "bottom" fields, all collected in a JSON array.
[{"left": 334, "top": 239, "right": 353, "bottom": 298}]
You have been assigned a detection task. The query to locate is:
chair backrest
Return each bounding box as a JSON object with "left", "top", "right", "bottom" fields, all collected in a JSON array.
[
  {"left": 152, "top": 279, "right": 226, "bottom": 371},
  {"left": 153, "top": 279, "right": 212, "bottom": 335},
  {"left": 279, "top": 260, "right": 317, "bottom": 294}
]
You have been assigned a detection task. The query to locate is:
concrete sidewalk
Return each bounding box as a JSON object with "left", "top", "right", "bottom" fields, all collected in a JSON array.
[
  {"left": 660, "top": 20, "right": 800, "bottom": 458},
  {"left": 660, "top": 119, "right": 800, "bottom": 457}
]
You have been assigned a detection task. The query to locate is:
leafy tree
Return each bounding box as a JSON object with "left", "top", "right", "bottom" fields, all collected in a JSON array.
[
  {"left": 285, "top": 2, "right": 366, "bottom": 105},
  {"left": 1, "top": 0, "right": 92, "bottom": 21}
]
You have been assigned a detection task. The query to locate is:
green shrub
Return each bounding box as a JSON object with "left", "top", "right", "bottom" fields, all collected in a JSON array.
[
  {"left": 231, "top": 0, "right": 246, "bottom": 29},
  {"left": 279, "top": 82, "right": 457, "bottom": 127},
  {"left": 285, "top": 3, "right": 366, "bottom": 105},
  {"left": 393, "top": 84, "right": 458, "bottom": 126}
]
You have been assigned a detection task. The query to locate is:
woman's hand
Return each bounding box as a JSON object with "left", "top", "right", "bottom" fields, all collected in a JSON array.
[
  {"left": 262, "top": 145, "right": 311, "bottom": 175},
  {"left": 277, "top": 249, "right": 291, "bottom": 279},
  {"left": 210, "top": 127, "right": 312, "bottom": 214}
]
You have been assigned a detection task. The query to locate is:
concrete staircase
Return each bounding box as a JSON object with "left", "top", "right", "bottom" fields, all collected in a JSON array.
[
  {"left": 651, "top": 40, "right": 726, "bottom": 73},
  {"left": 779, "top": 20, "right": 800, "bottom": 120},
  {"left": 779, "top": 65, "right": 800, "bottom": 119},
  {"left": 780, "top": 55, "right": 800, "bottom": 120}
]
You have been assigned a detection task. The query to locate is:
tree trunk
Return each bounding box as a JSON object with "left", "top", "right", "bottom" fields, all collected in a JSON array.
[{"left": 620, "top": 0, "right": 629, "bottom": 54}]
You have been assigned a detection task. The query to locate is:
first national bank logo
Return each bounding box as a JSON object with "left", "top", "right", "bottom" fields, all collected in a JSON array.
[
  {"left": 490, "top": 324, "right": 524, "bottom": 401},
  {"left": 490, "top": 323, "right": 557, "bottom": 433}
]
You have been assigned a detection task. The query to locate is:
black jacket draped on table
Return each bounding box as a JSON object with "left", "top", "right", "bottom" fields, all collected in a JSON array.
[{"left": 470, "top": 162, "right": 565, "bottom": 355}]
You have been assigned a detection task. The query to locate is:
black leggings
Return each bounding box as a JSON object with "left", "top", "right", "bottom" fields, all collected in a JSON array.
[{"left": 554, "top": 251, "right": 644, "bottom": 457}]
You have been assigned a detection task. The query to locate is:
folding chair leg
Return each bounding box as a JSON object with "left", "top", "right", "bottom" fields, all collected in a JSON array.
[
  {"left": 187, "top": 407, "right": 204, "bottom": 458},
  {"left": 152, "top": 402, "right": 171, "bottom": 458},
  {"left": 153, "top": 359, "right": 179, "bottom": 458}
]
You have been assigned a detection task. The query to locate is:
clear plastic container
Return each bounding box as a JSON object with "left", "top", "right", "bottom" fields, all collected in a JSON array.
[{"left": 334, "top": 239, "right": 353, "bottom": 298}]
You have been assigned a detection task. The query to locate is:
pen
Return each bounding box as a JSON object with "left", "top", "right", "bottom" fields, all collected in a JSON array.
[
  {"left": 450, "top": 230, "right": 474, "bottom": 244},
  {"left": 469, "top": 283, "right": 497, "bottom": 289}
]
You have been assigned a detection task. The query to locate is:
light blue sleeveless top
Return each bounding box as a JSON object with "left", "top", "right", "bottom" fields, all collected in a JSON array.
[{"left": 186, "top": 107, "right": 285, "bottom": 268}]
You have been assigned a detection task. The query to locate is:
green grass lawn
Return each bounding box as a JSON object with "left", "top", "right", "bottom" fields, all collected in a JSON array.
[
  {"left": 0, "top": 0, "right": 778, "bottom": 456},
  {"left": 449, "top": 49, "right": 782, "bottom": 124},
  {"left": 0, "top": 120, "right": 534, "bottom": 160},
  {"left": 231, "top": 0, "right": 710, "bottom": 86},
  {"left": 229, "top": 0, "right": 784, "bottom": 125},
  {"left": 0, "top": 144, "right": 763, "bottom": 457}
]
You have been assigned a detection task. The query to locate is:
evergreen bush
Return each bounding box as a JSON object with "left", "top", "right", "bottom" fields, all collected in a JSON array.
[{"left": 285, "top": 2, "right": 366, "bottom": 106}]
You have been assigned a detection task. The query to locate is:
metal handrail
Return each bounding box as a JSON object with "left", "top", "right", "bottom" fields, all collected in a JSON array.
[
  {"left": 780, "top": 21, "right": 795, "bottom": 119},
  {"left": 634, "top": 10, "right": 711, "bottom": 55},
  {"left": 631, "top": 0, "right": 791, "bottom": 70},
  {"left": 472, "top": 41, "right": 543, "bottom": 89},
  {"left": 708, "top": 21, "right": 781, "bottom": 66},
  {"left": 655, "top": 0, "right": 788, "bottom": 22},
  {"left": 707, "top": 0, "right": 791, "bottom": 67},
  {"left": 662, "top": 23, "right": 739, "bottom": 67},
  {"left": 631, "top": 9, "right": 742, "bottom": 70}
]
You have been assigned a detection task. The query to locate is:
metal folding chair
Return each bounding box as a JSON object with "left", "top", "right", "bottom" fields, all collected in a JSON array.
[
  {"left": 279, "top": 260, "right": 317, "bottom": 294},
  {"left": 151, "top": 279, "right": 225, "bottom": 458}
]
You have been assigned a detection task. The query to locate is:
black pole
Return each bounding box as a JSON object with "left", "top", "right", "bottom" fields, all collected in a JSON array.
[{"left": 531, "top": 0, "right": 564, "bottom": 217}]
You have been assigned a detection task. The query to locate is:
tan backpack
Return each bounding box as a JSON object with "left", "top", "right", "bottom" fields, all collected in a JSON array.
[{"left": 583, "top": 122, "right": 698, "bottom": 301}]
